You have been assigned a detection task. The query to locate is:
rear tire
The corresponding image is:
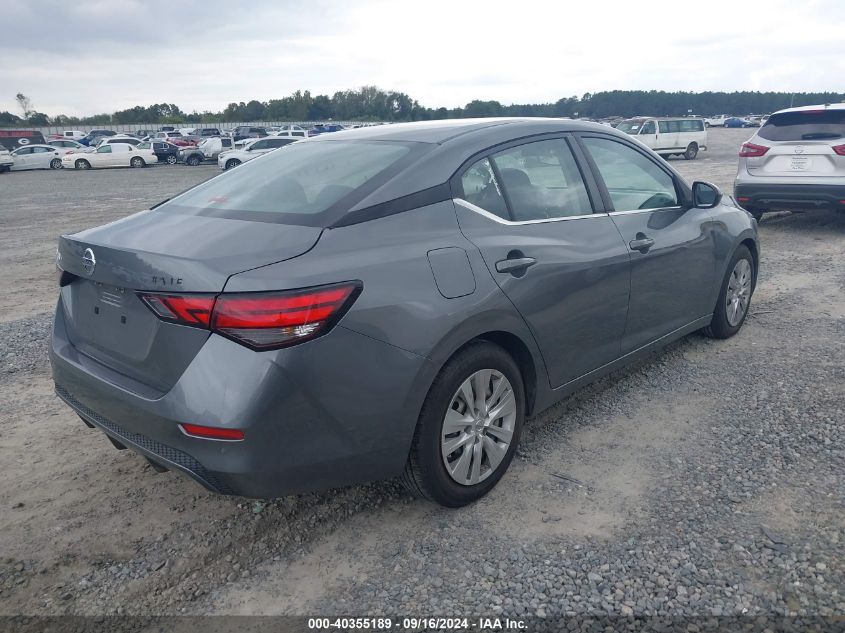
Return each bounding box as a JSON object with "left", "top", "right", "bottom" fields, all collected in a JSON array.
[
  {"left": 50, "top": 158, "right": 62, "bottom": 169},
  {"left": 750, "top": 209, "right": 765, "bottom": 222},
  {"left": 75, "top": 159, "right": 91, "bottom": 170},
  {"left": 683, "top": 143, "right": 699, "bottom": 160},
  {"left": 187, "top": 155, "right": 201, "bottom": 166},
  {"left": 659, "top": 154, "right": 671, "bottom": 160},
  {"left": 702, "top": 245, "right": 754, "bottom": 340},
  {"left": 166, "top": 155, "right": 177, "bottom": 165},
  {"left": 130, "top": 157, "right": 145, "bottom": 168},
  {"left": 401, "top": 341, "right": 525, "bottom": 507}
]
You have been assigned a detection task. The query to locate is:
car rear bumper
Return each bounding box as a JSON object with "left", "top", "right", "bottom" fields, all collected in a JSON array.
[
  {"left": 50, "top": 297, "right": 434, "bottom": 498},
  {"left": 734, "top": 182, "right": 845, "bottom": 211}
]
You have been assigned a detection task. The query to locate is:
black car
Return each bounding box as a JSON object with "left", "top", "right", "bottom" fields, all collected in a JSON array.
[
  {"left": 231, "top": 126, "right": 268, "bottom": 142},
  {"left": 137, "top": 141, "right": 179, "bottom": 165}
]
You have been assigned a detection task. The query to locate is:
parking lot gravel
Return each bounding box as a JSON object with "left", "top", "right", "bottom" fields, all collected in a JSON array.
[{"left": 0, "top": 128, "right": 842, "bottom": 625}]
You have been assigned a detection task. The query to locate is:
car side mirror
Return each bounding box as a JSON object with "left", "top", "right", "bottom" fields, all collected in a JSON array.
[{"left": 692, "top": 181, "right": 722, "bottom": 208}]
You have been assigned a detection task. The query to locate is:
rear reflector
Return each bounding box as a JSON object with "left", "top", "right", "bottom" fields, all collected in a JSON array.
[
  {"left": 739, "top": 142, "right": 770, "bottom": 158},
  {"left": 180, "top": 423, "right": 244, "bottom": 441},
  {"left": 138, "top": 281, "right": 361, "bottom": 350},
  {"left": 833, "top": 144, "right": 845, "bottom": 156},
  {"left": 737, "top": 197, "right": 750, "bottom": 203}
]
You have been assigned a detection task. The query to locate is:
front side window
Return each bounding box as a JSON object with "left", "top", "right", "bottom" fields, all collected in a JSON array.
[
  {"left": 640, "top": 121, "right": 656, "bottom": 135},
  {"left": 582, "top": 137, "right": 678, "bottom": 211},
  {"left": 159, "top": 141, "right": 413, "bottom": 226},
  {"left": 249, "top": 140, "right": 268, "bottom": 150},
  {"left": 267, "top": 138, "right": 294, "bottom": 148},
  {"left": 460, "top": 158, "right": 508, "bottom": 219},
  {"left": 491, "top": 138, "right": 592, "bottom": 221}
]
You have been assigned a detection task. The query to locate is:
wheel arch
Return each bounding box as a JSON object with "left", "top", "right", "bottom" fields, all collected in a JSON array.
[{"left": 740, "top": 236, "right": 759, "bottom": 291}]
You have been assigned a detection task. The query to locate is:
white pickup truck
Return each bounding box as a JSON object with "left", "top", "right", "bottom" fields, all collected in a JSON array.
[{"left": 705, "top": 115, "right": 730, "bottom": 127}]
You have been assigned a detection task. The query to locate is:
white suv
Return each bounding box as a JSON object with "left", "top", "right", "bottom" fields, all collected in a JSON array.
[
  {"left": 217, "top": 136, "right": 298, "bottom": 170},
  {"left": 734, "top": 104, "right": 845, "bottom": 220}
]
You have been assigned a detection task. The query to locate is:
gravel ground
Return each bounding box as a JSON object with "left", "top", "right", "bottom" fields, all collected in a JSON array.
[{"left": 0, "top": 128, "right": 842, "bottom": 626}]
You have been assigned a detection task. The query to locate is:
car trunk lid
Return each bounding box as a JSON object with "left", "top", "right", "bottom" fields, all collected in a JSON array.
[
  {"left": 746, "top": 140, "right": 843, "bottom": 177},
  {"left": 57, "top": 210, "right": 322, "bottom": 392}
]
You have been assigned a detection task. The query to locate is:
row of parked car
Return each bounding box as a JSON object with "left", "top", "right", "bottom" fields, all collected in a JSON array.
[
  {"left": 0, "top": 122, "right": 357, "bottom": 172},
  {"left": 704, "top": 114, "right": 768, "bottom": 128}
]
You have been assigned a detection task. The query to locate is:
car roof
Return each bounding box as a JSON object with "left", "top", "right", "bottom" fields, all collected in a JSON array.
[
  {"left": 14, "top": 144, "right": 54, "bottom": 149},
  {"left": 771, "top": 103, "right": 845, "bottom": 115},
  {"left": 307, "top": 117, "right": 616, "bottom": 144}
]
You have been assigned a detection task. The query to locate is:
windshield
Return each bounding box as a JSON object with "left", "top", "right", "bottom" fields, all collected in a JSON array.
[
  {"left": 159, "top": 140, "right": 419, "bottom": 226},
  {"left": 758, "top": 109, "right": 845, "bottom": 141},
  {"left": 616, "top": 121, "right": 642, "bottom": 134}
]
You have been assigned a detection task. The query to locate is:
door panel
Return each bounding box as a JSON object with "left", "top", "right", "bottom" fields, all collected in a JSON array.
[
  {"left": 579, "top": 134, "right": 716, "bottom": 352},
  {"left": 453, "top": 135, "right": 630, "bottom": 388},
  {"left": 609, "top": 208, "right": 715, "bottom": 351},
  {"left": 455, "top": 203, "right": 630, "bottom": 387}
]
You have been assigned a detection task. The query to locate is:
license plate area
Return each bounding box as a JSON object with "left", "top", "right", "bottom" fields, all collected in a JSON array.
[{"left": 790, "top": 156, "right": 811, "bottom": 171}]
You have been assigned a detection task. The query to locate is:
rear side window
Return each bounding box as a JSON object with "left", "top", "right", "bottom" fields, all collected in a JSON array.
[
  {"left": 582, "top": 137, "right": 678, "bottom": 211},
  {"left": 460, "top": 158, "right": 509, "bottom": 219},
  {"left": 680, "top": 119, "right": 704, "bottom": 132},
  {"left": 758, "top": 109, "right": 845, "bottom": 141},
  {"left": 160, "top": 141, "right": 414, "bottom": 226},
  {"left": 490, "top": 138, "right": 592, "bottom": 220}
]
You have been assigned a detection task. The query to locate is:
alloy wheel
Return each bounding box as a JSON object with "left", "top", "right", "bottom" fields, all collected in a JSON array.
[
  {"left": 441, "top": 369, "right": 516, "bottom": 486},
  {"left": 726, "top": 259, "right": 752, "bottom": 326}
]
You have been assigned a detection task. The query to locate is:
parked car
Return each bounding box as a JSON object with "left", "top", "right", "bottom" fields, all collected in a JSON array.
[
  {"left": 51, "top": 118, "right": 758, "bottom": 507},
  {"left": 96, "top": 136, "right": 142, "bottom": 148},
  {"left": 734, "top": 103, "right": 845, "bottom": 221},
  {"left": 51, "top": 130, "right": 86, "bottom": 141},
  {"left": 150, "top": 131, "right": 194, "bottom": 146},
  {"left": 47, "top": 139, "right": 86, "bottom": 153},
  {"left": 724, "top": 117, "right": 752, "bottom": 128},
  {"left": 230, "top": 126, "right": 268, "bottom": 142},
  {"left": 78, "top": 130, "right": 116, "bottom": 146},
  {"left": 705, "top": 115, "right": 730, "bottom": 128},
  {"left": 180, "top": 137, "right": 232, "bottom": 165},
  {"left": 137, "top": 141, "right": 180, "bottom": 165},
  {"left": 9, "top": 144, "right": 64, "bottom": 170},
  {"left": 308, "top": 123, "right": 345, "bottom": 136},
  {"left": 0, "top": 129, "right": 47, "bottom": 151},
  {"left": 273, "top": 125, "right": 309, "bottom": 138},
  {"left": 61, "top": 142, "right": 158, "bottom": 169},
  {"left": 616, "top": 117, "right": 707, "bottom": 159},
  {"left": 217, "top": 136, "right": 297, "bottom": 170},
  {"left": 0, "top": 147, "right": 13, "bottom": 172}
]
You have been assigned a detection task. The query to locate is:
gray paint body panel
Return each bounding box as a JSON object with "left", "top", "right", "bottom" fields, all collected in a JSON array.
[{"left": 427, "top": 247, "right": 476, "bottom": 299}]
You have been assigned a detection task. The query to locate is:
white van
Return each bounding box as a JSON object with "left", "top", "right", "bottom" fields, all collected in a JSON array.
[{"left": 617, "top": 117, "right": 707, "bottom": 160}]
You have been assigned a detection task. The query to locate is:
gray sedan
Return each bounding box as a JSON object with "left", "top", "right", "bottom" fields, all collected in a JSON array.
[{"left": 51, "top": 118, "right": 758, "bottom": 507}]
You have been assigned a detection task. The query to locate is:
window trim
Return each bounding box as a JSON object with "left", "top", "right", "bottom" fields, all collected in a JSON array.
[
  {"left": 449, "top": 132, "right": 605, "bottom": 222},
  {"left": 454, "top": 198, "right": 603, "bottom": 226},
  {"left": 573, "top": 132, "right": 692, "bottom": 214}
]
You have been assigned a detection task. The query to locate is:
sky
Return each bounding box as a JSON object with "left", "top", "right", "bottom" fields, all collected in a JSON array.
[{"left": 1, "top": 0, "right": 843, "bottom": 117}]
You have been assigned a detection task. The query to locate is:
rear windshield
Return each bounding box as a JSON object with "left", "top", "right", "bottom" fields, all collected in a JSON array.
[
  {"left": 159, "top": 140, "right": 417, "bottom": 226},
  {"left": 758, "top": 110, "right": 845, "bottom": 141}
]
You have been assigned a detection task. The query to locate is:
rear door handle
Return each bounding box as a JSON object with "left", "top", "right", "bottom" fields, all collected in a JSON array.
[
  {"left": 495, "top": 257, "right": 536, "bottom": 274},
  {"left": 629, "top": 236, "right": 655, "bottom": 253}
]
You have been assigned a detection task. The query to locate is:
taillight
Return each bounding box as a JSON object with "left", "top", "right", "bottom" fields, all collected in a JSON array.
[
  {"left": 833, "top": 144, "right": 845, "bottom": 156},
  {"left": 139, "top": 293, "right": 215, "bottom": 327},
  {"left": 211, "top": 282, "right": 361, "bottom": 350},
  {"left": 138, "top": 282, "right": 361, "bottom": 350},
  {"left": 739, "top": 142, "right": 770, "bottom": 158}
]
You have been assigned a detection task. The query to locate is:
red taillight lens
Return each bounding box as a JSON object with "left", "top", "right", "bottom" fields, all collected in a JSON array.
[
  {"left": 180, "top": 423, "right": 244, "bottom": 441},
  {"left": 211, "top": 282, "right": 361, "bottom": 350},
  {"left": 739, "top": 142, "right": 770, "bottom": 158},
  {"left": 138, "top": 282, "right": 361, "bottom": 350},
  {"left": 139, "top": 293, "right": 215, "bottom": 327},
  {"left": 832, "top": 144, "right": 845, "bottom": 156}
]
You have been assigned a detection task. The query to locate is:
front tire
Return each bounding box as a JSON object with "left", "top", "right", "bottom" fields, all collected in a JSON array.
[
  {"left": 50, "top": 158, "right": 62, "bottom": 169},
  {"left": 402, "top": 341, "right": 525, "bottom": 507},
  {"left": 702, "top": 245, "right": 754, "bottom": 339},
  {"left": 225, "top": 159, "right": 240, "bottom": 170},
  {"left": 187, "top": 155, "right": 201, "bottom": 166},
  {"left": 683, "top": 143, "right": 699, "bottom": 160}
]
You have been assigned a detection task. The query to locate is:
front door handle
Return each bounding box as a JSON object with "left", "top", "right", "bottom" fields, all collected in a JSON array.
[
  {"left": 495, "top": 256, "right": 536, "bottom": 274},
  {"left": 629, "top": 235, "right": 655, "bottom": 254}
]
